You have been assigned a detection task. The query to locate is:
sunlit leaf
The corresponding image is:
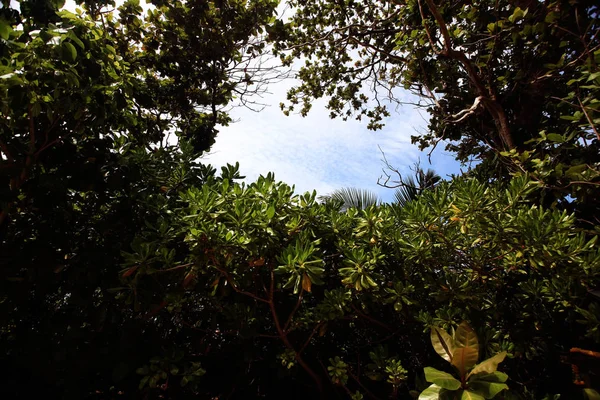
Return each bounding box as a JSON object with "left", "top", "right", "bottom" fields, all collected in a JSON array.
[
  {"left": 452, "top": 347, "right": 479, "bottom": 378},
  {"left": 431, "top": 326, "right": 455, "bottom": 362},
  {"left": 424, "top": 367, "right": 461, "bottom": 390},
  {"left": 467, "top": 380, "right": 508, "bottom": 399},
  {"left": 468, "top": 352, "right": 506, "bottom": 378},
  {"left": 460, "top": 390, "right": 485, "bottom": 400},
  {"left": 419, "top": 384, "right": 442, "bottom": 400}
]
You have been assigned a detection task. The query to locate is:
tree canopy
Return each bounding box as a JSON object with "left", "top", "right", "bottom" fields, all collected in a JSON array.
[
  {"left": 273, "top": 0, "right": 600, "bottom": 222},
  {"left": 1, "top": 0, "right": 599, "bottom": 399}
]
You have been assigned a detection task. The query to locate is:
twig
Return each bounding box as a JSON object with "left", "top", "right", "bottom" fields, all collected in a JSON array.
[
  {"left": 214, "top": 266, "right": 269, "bottom": 303},
  {"left": 578, "top": 97, "right": 600, "bottom": 141},
  {"left": 284, "top": 287, "right": 304, "bottom": 332}
]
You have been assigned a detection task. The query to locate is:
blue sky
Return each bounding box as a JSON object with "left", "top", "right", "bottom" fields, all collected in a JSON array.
[{"left": 204, "top": 78, "right": 464, "bottom": 203}]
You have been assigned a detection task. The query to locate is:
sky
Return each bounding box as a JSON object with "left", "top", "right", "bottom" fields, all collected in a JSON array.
[
  {"left": 21, "top": 0, "right": 465, "bottom": 203},
  {"left": 204, "top": 76, "right": 464, "bottom": 203}
]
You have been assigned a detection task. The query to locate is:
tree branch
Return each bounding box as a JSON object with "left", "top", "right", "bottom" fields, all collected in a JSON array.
[
  {"left": 268, "top": 266, "right": 323, "bottom": 394},
  {"left": 284, "top": 287, "right": 304, "bottom": 332},
  {"left": 421, "top": 0, "right": 515, "bottom": 150}
]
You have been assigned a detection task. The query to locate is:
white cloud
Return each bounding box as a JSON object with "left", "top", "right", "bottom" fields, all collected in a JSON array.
[{"left": 204, "top": 73, "right": 461, "bottom": 203}]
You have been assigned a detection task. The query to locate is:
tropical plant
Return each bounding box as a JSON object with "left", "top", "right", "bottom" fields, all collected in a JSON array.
[
  {"left": 119, "top": 173, "right": 600, "bottom": 398},
  {"left": 391, "top": 167, "right": 442, "bottom": 208},
  {"left": 1, "top": 0, "right": 600, "bottom": 399},
  {"left": 0, "top": 0, "right": 281, "bottom": 397},
  {"left": 420, "top": 321, "right": 508, "bottom": 400},
  {"left": 319, "top": 187, "right": 380, "bottom": 210}
]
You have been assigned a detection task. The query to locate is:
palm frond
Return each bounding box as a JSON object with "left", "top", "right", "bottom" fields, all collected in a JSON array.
[
  {"left": 393, "top": 176, "right": 419, "bottom": 208},
  {"left": 393, "top": 168, "right": 441, "bottom": 207},
  {"left": 320, "top": 187, "right": 380, "bottom": 210}
]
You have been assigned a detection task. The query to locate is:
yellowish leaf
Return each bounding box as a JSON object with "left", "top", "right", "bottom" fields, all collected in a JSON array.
[{"left": 302, "top": 273, "right": 312, "bottom": 292}]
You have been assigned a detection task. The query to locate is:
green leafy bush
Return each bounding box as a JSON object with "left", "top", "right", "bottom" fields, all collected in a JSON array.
[
  {"left": 421, "top": 321, "right": 508, "bottom": 399},
  {"left": 120, "top": 172, "right": 600, "bottom": 398}
]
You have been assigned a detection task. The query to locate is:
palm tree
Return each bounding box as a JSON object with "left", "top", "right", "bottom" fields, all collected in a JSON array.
[
  {"left": 321, "top": 168, "right": 441, "bottom": 211},
  {"left": 393, "top": 168, "right": 441, "bottom": 207},
  {"left": 319, "top": 187, "right": 380, "bottom": 211}
]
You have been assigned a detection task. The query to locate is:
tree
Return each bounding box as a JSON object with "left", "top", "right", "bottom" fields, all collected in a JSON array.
[
  {"left": 271, "top": 0, "right": 600, "bottom": 220},
  {"left": 319, "top": 165, "right": 441, "bottom": 210},
  {"left": 320, "top": 187, "right": 381, "bottom": 210},
  {"left": 2, "top": 1, "right": 600, "bottom": 399},
  {"left": 124, "top": 172, "right": 600, "bottom": 399},
  {"left": 0, "top": 0, "right": 280, "bottom": 397}
]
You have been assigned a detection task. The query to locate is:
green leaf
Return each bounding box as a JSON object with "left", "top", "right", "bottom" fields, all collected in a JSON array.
[
  {"left": 584, "top": 389, "right": 600, "bottom": 400},
  {"left": 455, "top": 321, "right": 478, "bottom": 351},
  {"left": 587, "top": 72, "right": 600, "bottom": 82},
  {"left": 468, "top": 352, "right": 506, "bottom": 378},
  {"left": 431, "top": 326, "right": 454, "bottom": 362},
  {"left": 546, "top": 133, "right": 564, "bottom": 143},
  {"left": 565, "top": 164, "right": 587, "bottom": 177},
  {"left": 68, "top": 30, "right": 85, "bottom": 49},
  {"left": 0, "top": 18, "right": 12, "bottom": 40},
  {"left": 424, "top": 367, "right": 461, "bottom": 390},
  {"left": 138, "top": 375, "right": 149, "bottom": 389},
  {"left": 266, "top": 205, "right": 275, "bottom": 219},
  {"left": 62, "top": 42, "right": 77, "bottom": 62},
  {"left": 453, "top": 322, "right": 479, "bottom": 376},
  {"left": 136, "top": 366, "right": 149, "bottom": 375},
  {"left": 469, "top": 371, "right": 508, "bottom": 383},
  {"left": 419, "top": 384, "right": 442, "bottom": 400},
  {"left": 460, "top": 390, "right": 486, "bottom": 400},
  {"left": 467, "top": 380, "right": 508, "bottom": 399},
  {"left": 509, "top": 7, "right": 525, "bottom": 23}
]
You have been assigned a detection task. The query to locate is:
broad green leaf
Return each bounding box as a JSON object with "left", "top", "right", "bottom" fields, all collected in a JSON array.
[
  {"left": 452, "top": 347, "right": 479, "bottom": 378},
  {"left": 565, "top": 164, "right": 587, "bottom": 177},
  {"left": 138, "top": 375, "right": 149, "bottom": 389},
  {"left": 431, "top": 326, "right": 454, "bottom": 362},
  {"left": 453, "top": 323, "right": 479, "bottom": 376},
  {"left": 62, "top": 42, "right": 77, "bottom": 62},
  {"left": 266, "top": 205, "right": 275, "bottom": 219},
  {"left": 419, "top": 384, "right": 442, "bottom": 400},
  {"left": 460, "top": 390, "right": 486, "bottom": 400},
  {"left": 470, "top": 371, "right": 508, "bottom": 383},
  {"left": 468, "top": 352, "right": 507, "bottom": 378},
  {"left": 584, "top": 389, "right": 600, "bottom": 400},
  {"left": 0, "top": 18, "right": 12, "bottom": 40},
  {"left": 467, "top": 380, "right": 508, "bottom": 399},
  {"left": 424, "top": 367, "right": 461, "bottom": 390},
  {"left": 509, "top": 7, "right": 525, "bottom": 23},
  {"left": 68, "top": 30, "right": 85, "bottom": 49},
  {"left": 546, "top": 133, "right": 564, "bottom": 143}
]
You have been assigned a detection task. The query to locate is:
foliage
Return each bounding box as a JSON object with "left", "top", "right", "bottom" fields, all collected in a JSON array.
[
  {"left": 1, "top": 0, "right": 600, "bottom": 399},
  {"left": 120, "top": 172, "right": 600, "bottom": 398},
  {"left": 391, "top": 167, "right": 441, "bottom": 208},
  {"left": 0, "top": 0, "right": 280, "bottom": 398},
  {"left": 320, "top": 187, "right": 380, "bottom": 210},
  {"left": 271, "top": 0, "right": 600, "bottom": 220},
  {"left": 421, "top": 321, "right": 508, "bottom": 400}
]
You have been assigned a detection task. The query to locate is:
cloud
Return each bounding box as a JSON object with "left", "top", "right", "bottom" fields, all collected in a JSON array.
[{"left": 203, "top": 72, "right": 461, "bottom": 203}]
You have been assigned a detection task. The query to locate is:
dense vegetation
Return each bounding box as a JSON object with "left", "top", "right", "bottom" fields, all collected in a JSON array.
[{"left": 0, "top": 0, "right": 599, "bottom": 399}]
